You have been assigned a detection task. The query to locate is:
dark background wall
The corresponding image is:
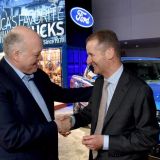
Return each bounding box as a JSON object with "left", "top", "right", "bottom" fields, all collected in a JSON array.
[
  {"left": 65, "top": 0, "right": 92, "bottom": 48},
  {"left": 92, "top": 0, "right": 160, "bottom": 57},
  {"left": 92, "top": 0, "right": 160, "bottom": 40}
]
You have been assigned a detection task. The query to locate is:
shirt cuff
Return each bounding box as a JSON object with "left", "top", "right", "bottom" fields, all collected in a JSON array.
[
  {"left": 70, "top": 115, "right": 75, "bottom": 127},
  {"left": 103, "top": 135, "right": 109, "bottom": 150}
]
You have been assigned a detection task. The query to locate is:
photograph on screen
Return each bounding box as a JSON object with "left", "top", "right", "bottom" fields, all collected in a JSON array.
[{"left": 39, "top": 48, "right": 62, "bottom": 86}]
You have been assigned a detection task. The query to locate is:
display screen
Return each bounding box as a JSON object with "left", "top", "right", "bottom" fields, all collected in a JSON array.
[
  {"left": 0, "top": 0, "right": 66, "bottom": 51},
  {"left": 39, "top": 48, "right": 62, "bottom": 86}
]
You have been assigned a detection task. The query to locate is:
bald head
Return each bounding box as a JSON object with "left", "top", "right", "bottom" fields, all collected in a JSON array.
[
  {"left": 11, "top": 26, "right": 39, "bottom": 39},
  {"left": 3, "top": 26, "right": 43, "bottom": 74},
  {"left": 3, "top": 26, "right": 42, "bottom": 56}
]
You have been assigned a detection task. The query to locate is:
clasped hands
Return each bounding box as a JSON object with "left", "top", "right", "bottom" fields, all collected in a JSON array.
[
  {"left": 55, "top": 114, "right": 104, "bottom": 151},
  {"left": 55, "top": 114, "right": 72, "bottom": 136}
]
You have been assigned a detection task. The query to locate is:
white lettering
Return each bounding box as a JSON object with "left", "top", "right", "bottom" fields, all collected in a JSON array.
[
  {"left": 48, "top": 22, "right": 56, "bottom": 37},
  {"left": 40, "top": 24, "right": 48, "bottom": 38},
  {"left": 76, "top": 10, "right": 90, "bottom": 24},
  {"left": 56, "top": 21, "right": 64, "bottom": 36},
  {"left": 31, "top": 22, "right": 65, "bottom": 39}
]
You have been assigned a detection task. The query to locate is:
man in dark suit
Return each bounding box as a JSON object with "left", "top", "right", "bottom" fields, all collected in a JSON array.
[
  {"left": 61, "top": 30, "right": 159, "bottom": 160},
  {"left": 0, "top": 26, "right": 92, "bottom": 160}
]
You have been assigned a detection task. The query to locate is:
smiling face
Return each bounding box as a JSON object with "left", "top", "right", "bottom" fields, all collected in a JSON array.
[
  {"left": 15, "top": 35, "right": 43, "bottom": 74},
  {"left": 86, "top": 39, "right": 109, "bottom": 76},
  {"left": 85, "top": 30, "right": 122, "bottom": 78}
]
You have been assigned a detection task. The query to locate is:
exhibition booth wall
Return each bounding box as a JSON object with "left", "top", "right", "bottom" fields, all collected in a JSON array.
[{"left": 0, "top": 0, "right": 92, "bottom": 87}]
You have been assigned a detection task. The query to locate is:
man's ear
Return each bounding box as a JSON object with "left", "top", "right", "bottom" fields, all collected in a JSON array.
[
  {"left": 105, "top": 47, "right": 114, "bottom": 60},
  {"left": 12, "top": 50, "right": 20, "bottom": 62}
]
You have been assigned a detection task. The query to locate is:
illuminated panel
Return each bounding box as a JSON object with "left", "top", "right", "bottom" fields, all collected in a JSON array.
[
  {"left": 0, "top": 0, "right": 66, "bottom": 51},
  {"left": 39, "top": 48, "right": 62, "bottom": 86}
]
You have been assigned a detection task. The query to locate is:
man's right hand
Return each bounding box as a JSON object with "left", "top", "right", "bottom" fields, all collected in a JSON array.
[{"left": 55, "top": 114, "right": 72, "bottom": 136}]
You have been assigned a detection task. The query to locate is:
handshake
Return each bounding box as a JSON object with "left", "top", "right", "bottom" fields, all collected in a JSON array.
[
  {"left": 55, "top": 114, "right": 72, "bottom": 136},
  {"left": 55, "top": 114, "right": 103, "bottom": 151}
]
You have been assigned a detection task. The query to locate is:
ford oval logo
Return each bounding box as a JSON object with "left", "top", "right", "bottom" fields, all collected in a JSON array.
[{"left": 70, "top": 7, "right": 94, "bottom": 28}]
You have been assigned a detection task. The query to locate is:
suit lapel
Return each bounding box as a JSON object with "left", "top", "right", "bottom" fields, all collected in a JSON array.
[
  {"left": 103, "top": 70, "right": 130, "bottom": 127},
  {"left": 1, "top": 58, "right": 39, "bottom": 97},
  {"left": 0, "top": 58, "right": 49, "bottom": 121},
  {"left": 0, "top": 58, "right": 30, "bottom": 91}
]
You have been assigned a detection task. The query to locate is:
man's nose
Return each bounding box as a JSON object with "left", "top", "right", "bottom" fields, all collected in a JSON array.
[
  {"left": 38, "top": 54, "right": 43, "bottom": 61},
  {"left": 86, "top": 56, "right": 92, "bottom": 65}
]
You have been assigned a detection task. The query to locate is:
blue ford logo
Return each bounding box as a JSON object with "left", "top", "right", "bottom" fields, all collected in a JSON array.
[{"left": 70, "top": 7, "right": 94, "bottom": 28}]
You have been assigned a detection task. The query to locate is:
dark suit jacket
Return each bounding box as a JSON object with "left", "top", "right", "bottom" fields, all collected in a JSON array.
[
  {"left": 0, "top": 58, "right": 92, "bottom": 160},
  {"left": 74, "top": 68, "right": 159, "bottom": 160}
]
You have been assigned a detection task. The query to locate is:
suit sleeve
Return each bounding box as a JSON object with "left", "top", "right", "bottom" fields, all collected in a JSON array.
[
  {"left": 37, "top": 69, "right": 93, "bottom": 103},
  {"left": 72, "top": 76, "right": 102, "bottom": 129},
  {"left": 50, "top": 83, "right": 93, "bottom": 103},
  {"left": 73, "top": 101, "right": 92, "bottom": 128},
  {"left": 109, "top": 85, "right": 159, "bottom": 153}
]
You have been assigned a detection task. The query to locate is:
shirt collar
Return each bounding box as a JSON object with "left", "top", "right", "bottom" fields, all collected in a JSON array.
[
  {"left": 104, "top": 65, "right": 123, "bottom": 85},
  {"left": 22, "top": 74, "right": 34, "bottom": 81},
  {"left": 4, "top": 56, "right": 34, "bottom": 80}
]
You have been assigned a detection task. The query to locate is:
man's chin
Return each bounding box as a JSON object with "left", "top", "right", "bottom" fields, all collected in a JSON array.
[
  {"left": 94, "top": 71, "right": 99, "bottom": 75},
  {"left": 30, "top": 68, "right": 38, "bottom": 74},
  {"left": 33, "top": 68, "right": 38, "bottom": 73}
]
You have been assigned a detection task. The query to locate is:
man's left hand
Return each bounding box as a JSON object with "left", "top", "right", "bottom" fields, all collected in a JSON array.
[{"left": 82, "top": 135, "right": 104, "bottom": 151}]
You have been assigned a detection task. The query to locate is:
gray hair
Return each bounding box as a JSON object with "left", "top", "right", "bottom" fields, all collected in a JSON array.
[{"left": 3, "top": 31, "right": 23, "bottom": 56}]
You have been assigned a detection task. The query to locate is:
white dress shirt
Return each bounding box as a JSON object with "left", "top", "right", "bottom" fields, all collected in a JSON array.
[{"left": 103, "top": 65, "right": 123, "bottom": 150}]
